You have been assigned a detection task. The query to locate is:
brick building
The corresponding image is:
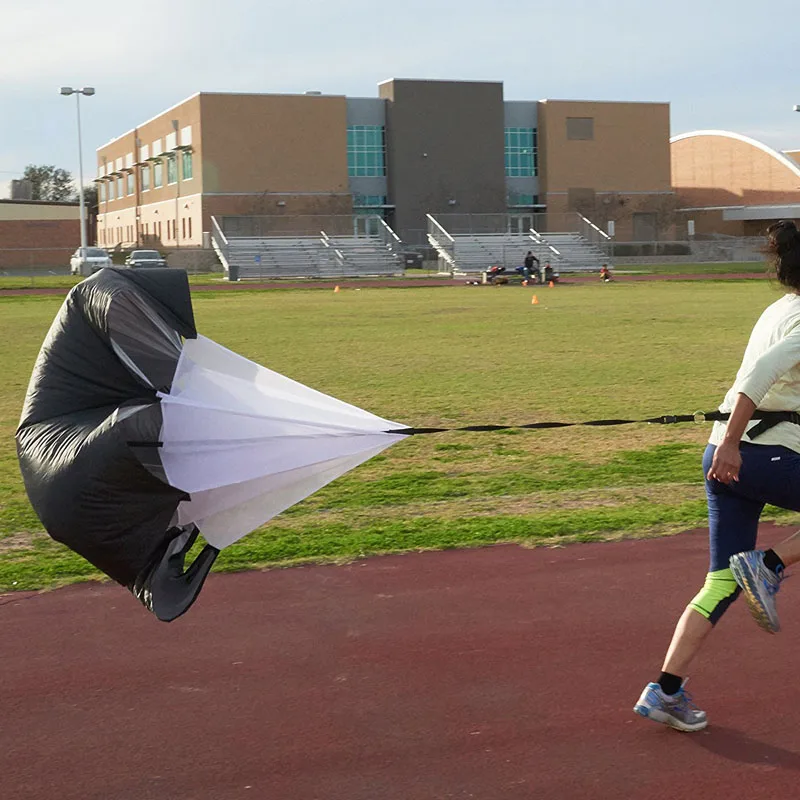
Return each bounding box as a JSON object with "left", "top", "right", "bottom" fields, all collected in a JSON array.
[
  {"left": 95, "top": 79, "right": 674, "bottom": 249},
  {"left": 671, "top": 130, "right": 800, "bottom": 236},
  {"left": 0, "top": 199, "right": 80, "bottom": 270}
]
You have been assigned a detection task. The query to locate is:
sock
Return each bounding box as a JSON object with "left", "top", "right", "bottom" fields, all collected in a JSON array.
[
  {"left": 657, "top": 672, "right": 683, "bottom": 696},
  {"left": 763, "top": 549, "right": 785, "bottom": 575}
]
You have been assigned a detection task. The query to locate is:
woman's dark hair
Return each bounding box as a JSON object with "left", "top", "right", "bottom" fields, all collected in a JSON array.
[{"left": 766, "top": 220, "right": 800, "bottom": 290}]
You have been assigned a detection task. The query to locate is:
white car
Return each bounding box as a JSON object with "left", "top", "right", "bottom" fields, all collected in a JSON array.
[{"left": 70, "top": 247, "right": 113, "bottom": 276}]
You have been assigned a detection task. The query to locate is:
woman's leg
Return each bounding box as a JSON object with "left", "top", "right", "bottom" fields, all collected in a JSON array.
[
  {"left": 658, "top": 445, "right": 764, "bottom": 673},
  {"left": 635, "top": 445, "right": 763, "bottom": 731}
]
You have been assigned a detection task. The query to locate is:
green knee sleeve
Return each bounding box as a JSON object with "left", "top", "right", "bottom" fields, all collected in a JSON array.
[{"left": 689, "top": 568, "right": 741, "bottom": 625}]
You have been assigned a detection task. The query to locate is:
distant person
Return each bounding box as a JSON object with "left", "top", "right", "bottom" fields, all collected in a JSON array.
[
  {"left": 600, "top": 265, "right": 613, "bottom": 282},
  {"left": 543, "top": 262, "right": 556, "bottom": 284},
  {"left": 522, "top": 251, "right": 540, "bottom": 283},
  {"left": 633, "top": 220, "right": 800, "bottom": 732}
]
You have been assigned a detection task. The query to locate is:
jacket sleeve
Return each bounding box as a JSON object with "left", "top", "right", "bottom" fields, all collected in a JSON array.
[{"left": 737, "top": 325, "right": 800, "bottom": 406}]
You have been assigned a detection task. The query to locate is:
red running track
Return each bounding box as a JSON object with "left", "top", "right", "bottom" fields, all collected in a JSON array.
[{"left": 3, "top": 525, "right": 800, "bottom": 800}]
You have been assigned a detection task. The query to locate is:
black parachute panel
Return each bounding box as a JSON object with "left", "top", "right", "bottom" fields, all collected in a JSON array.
[{"left": 16, "top": 269, "right": 217, "bottom": 621}]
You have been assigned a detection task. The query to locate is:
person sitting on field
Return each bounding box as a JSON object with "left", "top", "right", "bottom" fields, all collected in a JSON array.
[
  {"left": 520, "top": 251, "right": 540, "bottom": 283},
  {"left": 600, "top": 265, "right": 613, "bottom": 282}
]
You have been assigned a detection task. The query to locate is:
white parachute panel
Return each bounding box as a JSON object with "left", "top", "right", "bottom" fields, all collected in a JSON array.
[{"left": 158, "top": 336, "right": 407, "bottom": 548}]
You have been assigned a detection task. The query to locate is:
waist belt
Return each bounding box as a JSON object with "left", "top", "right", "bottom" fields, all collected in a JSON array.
[{"left": 743, "top": 410, "right": 800, "bottom": 441}]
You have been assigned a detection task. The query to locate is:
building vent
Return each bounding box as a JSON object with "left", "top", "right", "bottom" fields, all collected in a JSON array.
[{"left": 11, "top": 179, "right": 33, "bottom": 200}]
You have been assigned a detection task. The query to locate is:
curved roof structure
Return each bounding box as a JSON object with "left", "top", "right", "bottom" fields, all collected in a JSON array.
[
  {"left": 670, "top": 130, "right": 800, "bottom": 212},
  {"left": 671, "top": 130, "right": 800, "bottom": 181}
]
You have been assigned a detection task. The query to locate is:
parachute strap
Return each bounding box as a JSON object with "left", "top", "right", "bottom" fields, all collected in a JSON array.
[
  {"left": 131, "top": 525, "right": 219, "bottom": 622},
  {"left": 387, "top": 409, "right": 800, "bottom": 437}
]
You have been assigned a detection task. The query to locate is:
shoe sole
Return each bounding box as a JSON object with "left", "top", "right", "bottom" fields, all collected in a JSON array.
[
  {"left": 730, "top": 558, "right": 780, "bottom": 634},
  {"left": 633, "top": 703, "right": 707, "bottom": 732}
]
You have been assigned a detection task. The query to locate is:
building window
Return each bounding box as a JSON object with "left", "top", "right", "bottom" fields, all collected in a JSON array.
[
  {"left": 347, "top": 125, "right": 386, "bottom": 177},
  {"left": 188, "top": 217, "right": 192, "bottom": 239},
  {"left": 153, "top": 160, "right": 163, "bottom": 188},
  {"left": 141, "top": 165, "right": 150, "bottom": 191},
  {"left": 507, "top": 192, "right": 540, "bottom": 208},
  {"left": 116, "top": 176, "right": 123, "bottom": 198},
  {"left": 353, "top": 194, "right": 387, "bottom": 208},
  {"left": 182, "top": 218, "right": 186, "bottom": 239},
  {"left": 566, "top": 117, "right": 594, "bottom": 140},
  {"left": 505, "top": 128, "right": 537, "bottom": 177},
  {"left": 182, "top": 150, "right": 193, "bottom": 180},
  {"left": 167, "top": 155, "right": 178, "bottom": 185},
  {"left": 108, "top": 181, "right": 115, "bottom": 201},
  {"left": 126, "top": 173, "right": 134, "bottom": 196},
  {"left": 99, "top": 183, "right": 106, "bottom": 203}
]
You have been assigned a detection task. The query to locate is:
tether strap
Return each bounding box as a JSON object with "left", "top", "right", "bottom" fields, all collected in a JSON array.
[
  {"left": 387, "top": 409, "right": 800, "bottom": 438},
  {"left": 125, "top": 410, "right": 800, "bottom": 446}
]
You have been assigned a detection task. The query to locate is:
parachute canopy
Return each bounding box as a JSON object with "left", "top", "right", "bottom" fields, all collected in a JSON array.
[{"left": 16, "top": 269, "right": 407, "bottom": 620}]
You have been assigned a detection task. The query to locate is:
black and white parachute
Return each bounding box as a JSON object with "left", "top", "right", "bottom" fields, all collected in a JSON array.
[{"left": 16, "top": 269, "right": 407, "bottom": 621}]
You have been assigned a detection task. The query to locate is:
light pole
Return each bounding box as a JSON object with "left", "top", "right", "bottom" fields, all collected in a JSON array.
[{"left": 60, "top": 86, "right": 95, "bottom": 251}]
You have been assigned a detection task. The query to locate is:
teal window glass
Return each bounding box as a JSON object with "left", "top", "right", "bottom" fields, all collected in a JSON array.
[
  {"left": 99, "top": 182, "right": 106, "bottom": 202},
  {"left": 347, "top": 125, "right": 386, "bottom": 177},
  {"left": 353, "top": 194, "right": 387, "bottom": 207},
  {"left": 108, "top": 180, "right": 115, "bottom": 201},
  {"left": 126, "top": 172, "right": 134, "bottom": 195},
  {"left": 507, "top": 192, "right": 539, "bottom": 207},
  {"left": 141, "top": 165, "right": 150, "bottom": 191},
  {"left": 182, "top": 151, "right": 193, "bottom": 180},
  {"left": 504, "top": 127, "right": 538, "bottom": 177},
  {"left": 153, "top": 160, "right": 163, "bottom": 188},
  {"left": 167, "top": 156, "right": 178, "bottom": 185}
]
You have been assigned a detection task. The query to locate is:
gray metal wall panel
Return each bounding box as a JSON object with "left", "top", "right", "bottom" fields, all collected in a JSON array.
[
  {"left": 504, "top": 101, "right": 538, "bottom": 128},
  {"left": 346, "top": 98, "right": 386, "bottom": 126},
  {"left": 379, "top": 79, "right": 506, "bottom": 238}
]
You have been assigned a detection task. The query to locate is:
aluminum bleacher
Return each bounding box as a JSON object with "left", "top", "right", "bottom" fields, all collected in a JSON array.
[
  {"left": 211, "top": 216, "right": 403, "bottom": 280},
  {"left": 426, "top": 213, "right": 612, "bottom": 275}
]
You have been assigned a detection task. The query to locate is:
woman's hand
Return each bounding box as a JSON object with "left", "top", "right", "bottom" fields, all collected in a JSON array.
[{"left": 707, "top": 439, "right": 742, "bottom": 484}]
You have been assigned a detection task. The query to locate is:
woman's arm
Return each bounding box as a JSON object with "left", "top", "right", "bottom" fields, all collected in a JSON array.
[{"left": 706, "top": 392, "right": 757, "bottom": 484}]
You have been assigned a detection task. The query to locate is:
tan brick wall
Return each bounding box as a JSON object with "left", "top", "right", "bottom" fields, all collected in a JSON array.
[
  {"left": 539, "top": 100, "right": 671, "bottom": 196},
  {"left": 672, "top": 133, "right": 800, "bottom": 207},
  {"left": 96, "top": 94, "right": 202, "bottom": 227},
  {"left": 199, "top": 93, "right": 349, "bottom": 194},
  {"left": 0, "top": 203, "right": 79, "bottom": 221}
]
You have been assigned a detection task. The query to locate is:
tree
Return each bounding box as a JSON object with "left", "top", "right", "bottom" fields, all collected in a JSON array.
[
  {"left": 22, "top": 164, "right": 75, "bottom": 202},
  {"left": 79, "top": 184, "right": 98, "bottom": 212}
]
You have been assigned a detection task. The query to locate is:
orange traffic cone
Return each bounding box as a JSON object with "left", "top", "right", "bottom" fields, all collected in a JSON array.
[
  {"left": 548, "top": 280, "right": 554, "bottom": 288},
  {"left": 334, "top": 285, "right": 340, "bottom": 293},
  {"left": 531, "top": 294, "right": 539, "bottom": 305}
]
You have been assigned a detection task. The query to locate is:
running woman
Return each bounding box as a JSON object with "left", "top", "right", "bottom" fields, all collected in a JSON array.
[{"left": 634, "top": 220, "right": 800, "bottom": 732}]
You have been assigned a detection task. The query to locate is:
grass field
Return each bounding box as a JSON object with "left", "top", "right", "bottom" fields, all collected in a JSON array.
[{"left": 2, "top": 279, "right": 797, "bottom": 592}]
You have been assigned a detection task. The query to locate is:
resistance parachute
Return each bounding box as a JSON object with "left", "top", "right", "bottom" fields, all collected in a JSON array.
[{"left": 16, "top": 269, "right": 407, "bottom": 620}]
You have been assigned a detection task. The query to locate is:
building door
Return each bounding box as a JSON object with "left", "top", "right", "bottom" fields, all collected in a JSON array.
[
  {"left": 632, "top": 213, "right": 658, "bottom": 242},
  {"left": 354, "top": 214, "right": 380, "bottom": 237},
  {"left": 508, "top": 214, "right": 534, "bottom": 234}
]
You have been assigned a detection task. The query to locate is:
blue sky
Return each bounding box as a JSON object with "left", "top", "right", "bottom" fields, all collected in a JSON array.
[{"left": 2, "top": 0, "right": 799, "bottom": 193}]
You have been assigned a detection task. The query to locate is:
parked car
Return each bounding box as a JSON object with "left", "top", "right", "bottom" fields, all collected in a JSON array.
[
  {"left": 70, "top": 247, "right": 113, "bottom": 276},
  {"left": 125, "top": 250, "right": 167, "bottom": 268}
]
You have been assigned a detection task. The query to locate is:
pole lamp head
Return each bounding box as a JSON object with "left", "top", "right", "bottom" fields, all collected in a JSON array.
[
  {"left": 82, "top": 87, "right": 96, "bottom": 96},
  {"left": 60, "top": 87, "right": 75, "bottom": 95},
  {"left": 794, "top": 104, "right": 800, "bottom": 112}
]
